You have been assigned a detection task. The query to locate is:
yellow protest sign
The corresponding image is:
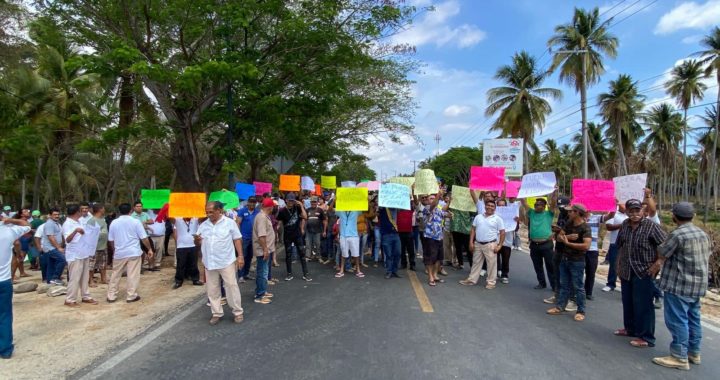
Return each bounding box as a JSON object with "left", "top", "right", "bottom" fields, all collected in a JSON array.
[
  {"left": 335, "top": 187, "right": 368, "bottom": 211},
  {"left": 449, "top": 186, "right": 476, "bottom": 212},
  {"left": 528, "top": 196, "right": 548, "bottom": 210},
  {"left": 279, "top": 174, "right": 301, "bottom": 192},
  {"left": 168, "top": 193, "right": 207, "bottom": 218},
  {"left": 414, "top": 169, "right": 439, "bottom": 195},
  {"left": 321, "top": 175, "right": 337, "bottom": 189},
  {"left": 388, "top": 176, "right": 415, "bottom": 188}
]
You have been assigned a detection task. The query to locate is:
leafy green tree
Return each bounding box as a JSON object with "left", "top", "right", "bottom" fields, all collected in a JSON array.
[{"left": 420, "top": 146, "right": 484, "bottom": 189}]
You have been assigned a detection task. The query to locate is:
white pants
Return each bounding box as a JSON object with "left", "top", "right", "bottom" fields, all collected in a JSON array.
[{"left": 340, "top": 236, "right": 360, "bottom": 258}]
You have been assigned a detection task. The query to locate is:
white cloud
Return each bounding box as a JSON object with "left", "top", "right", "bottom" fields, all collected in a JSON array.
[
  {"left": 681, "top": 34, "right": 704, "bottom": 44},
  {"left": 655, "top": 0, "right": 720, "bottom": 34},
  {"left": 391, "top": 0, "right": 486, "bottom": 48},
  {"left": 443, "top": 104, "right": 474, "bottom": 117},
  {"left": 439, "top": 122, "right": 473, "bottom": 131}
]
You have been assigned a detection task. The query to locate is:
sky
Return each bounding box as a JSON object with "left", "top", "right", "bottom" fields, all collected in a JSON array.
[{"left": 362, "top": 0, "right": 720, "bottom": 180}]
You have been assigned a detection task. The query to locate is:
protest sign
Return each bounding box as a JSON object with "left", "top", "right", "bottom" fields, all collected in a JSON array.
[
  {"left": 613, "top": 173, "right": 647, "bottom": 204},
  {"left": 253, "top": 181, "right": 272, "bottom": 196},
  {"left": 388, "top": 176, "right": 415, "bottom": 188},
  {"left": 496, "top": 203, "right": 520, "bottom": 231},
  {"left": 234, "top": 183, "right": 256, "bottom": 201},
  {"left": 572, "top": 179, "right": 616, "bottom": 212},
  {"left": 314, "top": 184, "right": 322, "bottom": 195},
  {"left": 449, "top": 185, "right": 477, "bottom": 212},
  {"left": 378, "top": 183, "right": 411, "bottom": 210},
  {"left": 516, "top": 172, "right": 556, "bottom": 198},
  {"left": 335, "top": 187, "right": 368, "bottom": 211},
  {"left": 78, "top": 222, "right": 100, "bottom": 254},
  {"left": 301, "top": 176, "right": 315, "bottom": 191},
  {"left": 341, "top": 181, "right": 357, "bottom": 188},
  {"left": 169, "top": 193, "right": 206, "bottom": 218},
  {"left": 469, "top": 166, "right": 505, "bottom": 191},
  {"left": 141, "top": 189, "right": 171, "bottom": 209},
  {"left": 414, "top": 169, "right": 439, "bottom": 195},
  {"left": 483, "top": 138, "right": 524, "bottom": 177},
  {"left": 321, "top": 175, "right": 337, "bottom": 189},
  {"left": 211, "top": 190, "right": 240, "bottom": 209},
  {"left": 279, "top": 175, "right": 301, "bottom": 192},
  {"left": 527, "top": 196, "right": 548, "bottom": 210},
  {"left": 505, "top": 181, "right": 522, "bottom": 198}
]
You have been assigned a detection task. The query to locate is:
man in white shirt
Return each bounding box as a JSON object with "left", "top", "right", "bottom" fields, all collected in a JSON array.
[
  {"left": 107, "top": 203, "right": 154, "bottom": 303},
  {"left": 460, "top": 200, "right": 505, "bottom": 289},
  {"left": 146, "top": 214, "right": 166, "bottom": 272},
  {"left": 604, "top": 203, "right": 628, "bottom": 292},
  {"left": 195, "top": 201, "right": 245, "bottom": 325},
  {"left": 0, "top": 215, "right": 30, "bottom": 359},
  {"left": 62, "top": 205, "right": 99, "bottom": 307},
  {"left": 172, "top": 217, "right": 202, "bottom": 289},
  {"left": 79, "top": 202, "right": 92, "bottom": 225}
]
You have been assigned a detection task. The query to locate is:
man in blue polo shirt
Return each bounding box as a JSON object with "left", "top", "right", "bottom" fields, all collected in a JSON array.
[{"left": 237, "top": 197, "right": 260, "bottom": 282}]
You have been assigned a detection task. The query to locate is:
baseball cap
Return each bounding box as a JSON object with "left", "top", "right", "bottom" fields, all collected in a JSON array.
[
  {"left": 31, "top": 210, "right": 41, "bottom": 217},
  {"left": 671, "top": 202, "right": 694, "bottom": 218},
  {"left": 262, "top": 198, "right": 275, "bottom": 208},
  {"left": 563, "top": 203, "right": 587, "bottom": 214},
  {"left": 625, "top": 199, "right": 642, "bottom": 210},
  {"left": 557, "top": 196, "right": 571, "bottom": 207},
  {"left": 286, "top": 193, "right": 297, "bottom": 201},
  {"left": 310, "top": 196, "right": 318, "bottom": 202}
]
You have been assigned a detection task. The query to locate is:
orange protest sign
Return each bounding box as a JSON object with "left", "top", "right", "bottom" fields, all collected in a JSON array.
[
  {"left": 279, "top": 175, "right": 301, "bottom": 192},
  {"left": 168, "top": 193, "right": 207, "bottom": 218},
  {"left": 314, "top": 184, "right": 322, "bottom": 195}
]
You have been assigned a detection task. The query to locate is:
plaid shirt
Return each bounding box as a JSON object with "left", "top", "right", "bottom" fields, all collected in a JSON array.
[
  {"left": 658, "top": 223, "right": 712, "bottom": 298},
  {"left": 616, "top": 218, "right": 667, "bottom": 280}
]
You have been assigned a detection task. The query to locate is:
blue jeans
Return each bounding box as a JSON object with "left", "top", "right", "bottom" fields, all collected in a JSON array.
[
  {"left": 0, "top": 279, "right": 13, "bottom": 358},
  {"left": 556, "top": 258, "right": 586, "bottom": 313},
  {"left": 412, "top": 226, "right": 420, "bottom": 252},
  {"left": 381, "top": 233, "right": 401, "bottom": 275},
  {"left": 238, "top": 239, "right": 254, "bottom": 279},
  {"left": 606, "top": 243, "right": 618, "bottom": 288},
  {"left": 39, "top": 252, "right": 49, "bottom": 282},
  {"left": 267, "top": 252, "right": 274, "bottom": 281},
  {"left": 255, "top": 256, "right": 270, "bottom": 298},
  {"left": 46, "top": 249, "right": 67, "bottom": 282},
  {"left": 372, "top": 227, "right": 382, "bottom": 262},
  {"left": 664, "top": 292, "right": 702, "bottom": 359},
  {"left": 621, "top": 273, "right": 656, "bottom": 345}
]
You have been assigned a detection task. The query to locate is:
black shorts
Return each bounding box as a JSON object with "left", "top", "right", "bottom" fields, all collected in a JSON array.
[{"left": 422, "top": 238, "right": 444, "bottom": 265}]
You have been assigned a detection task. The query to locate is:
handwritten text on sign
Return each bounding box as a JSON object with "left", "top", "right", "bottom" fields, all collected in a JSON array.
[
  {"left": 516, "top": 172, "right": 556, "bottom": 198},
  {"left": 469, "top": 166, "right": 505, "bottom": 191},
  {"left": 449, "top": 185, "right": 477, "bottom": 212},
  {"left": 335, "top": 188, "right": 369, "bottom": 211},
  {"left": 613, "top": 173, "right": 647, "bottom": 204},
  {"left": 572, "top": 179, "right": 616, "bottom": 212},
  {"left": 378, "top": 183, "right": 411, "bottom": 210},
  {"left": 414, "top": 169, "right": 439, "bottom": 195}
]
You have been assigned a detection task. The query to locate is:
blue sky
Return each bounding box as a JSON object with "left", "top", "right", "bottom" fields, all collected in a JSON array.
[{"left": 364, "top": 0, "right": 720, "bottom": 180}]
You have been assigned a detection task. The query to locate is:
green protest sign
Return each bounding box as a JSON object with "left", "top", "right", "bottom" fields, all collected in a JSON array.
[
  {"left": 209, "top": 190, "right": 240, "bottom": 210},
  {"left": 141, "top": 189, "right": 171, "bottom": 209}
]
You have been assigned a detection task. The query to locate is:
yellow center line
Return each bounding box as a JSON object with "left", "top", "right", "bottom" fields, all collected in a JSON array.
[{"left": 407, "top": 270, "right": 434, "bottom": 313}]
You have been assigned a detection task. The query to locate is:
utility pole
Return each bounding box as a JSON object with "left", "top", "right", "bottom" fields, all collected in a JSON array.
[
  {"left": 411, "top": 160, "right": 419, "bottom": 174},
  {"left": 434, "top": 132, "right": 441, "bottom": 158}
]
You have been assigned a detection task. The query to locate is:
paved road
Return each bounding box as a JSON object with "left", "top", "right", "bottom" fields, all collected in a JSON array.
[{"left": 74, "top": 249, "right": 720, "bottom": 379}]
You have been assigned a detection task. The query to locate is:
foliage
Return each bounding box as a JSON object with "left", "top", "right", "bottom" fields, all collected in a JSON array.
[{"left": 420, "top": 146, "right": 484, "bottom": 189}]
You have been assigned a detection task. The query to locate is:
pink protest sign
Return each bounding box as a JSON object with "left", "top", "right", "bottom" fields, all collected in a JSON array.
[
  {"left": 572, "top": 179, "right": 616, "bottom": 212},
  {"left": 469, "top": 166, "right": 505, "bottom": 191},
  {"left": 505, "top": 181, "right": 522, "bottom": 198},
  {"left": 253, "top": 181, "right": 273, "bottom": 196}
]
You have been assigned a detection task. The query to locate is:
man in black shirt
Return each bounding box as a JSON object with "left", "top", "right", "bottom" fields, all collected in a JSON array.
[
  {"left": 277, "top": 193, "right": 311, "bottom": 282},
  {"left": 305, "top": 197, "right": 327, "bottom": 262}
]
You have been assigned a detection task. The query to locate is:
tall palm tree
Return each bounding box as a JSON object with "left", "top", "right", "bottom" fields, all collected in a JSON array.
[
  {"left": 665, "top": 59, "right": 707, "bottom": 200},
  {"left": 699, "top": 105, "right": 719, "bottom": 213},
  {"left": 597, "top": 74, "right": 645, "bottom": 175},
  {"left": 695, "top": 27, "right": 720, "bottom": 221},
  {"left": 643, "top": 103, "right": 684, "bottom": 207},
  {"left": 548, "top": 7, "right": 618, "bottom": 178},
  {"left": 485, "top": 51, "right": 562, "bottom": 172},
  {"left": 572, "top": 121, "right": 610, "bottom": 172}
]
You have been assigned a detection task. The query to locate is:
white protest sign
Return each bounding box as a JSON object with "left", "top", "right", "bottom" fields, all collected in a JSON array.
[
  {"left": 613, "top": 173, "right": 647, "bottom": 204},
  {"left": 516, "top": 172, "right": 557, "bottom": 198},
  {"left": 78, "top": 222, "right": 101, "bottom": 254},
  {"left": 496, "top": 203, "right": 519, "bottom": 231},
  {"left": 378, "top": 183, "right": 411, "bottom": 210},
  {"left": 341, "top": 181, "right": 357, "bottom": 188},
  {"left": 301, "top": 176, "right": 315, "bottom": 191}
]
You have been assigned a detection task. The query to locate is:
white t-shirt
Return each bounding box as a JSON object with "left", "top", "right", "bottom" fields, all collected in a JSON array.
[
  {"left": 197, "top": 216, "right": 242, "bottom": 270},
  {"left": 174, "top": 218, "right": 199, "bottom": 249},
  {"left": 649, "top": 214, "right": 661, "bottom": 225},
  {"left": 472, "top": 213, "right": 505, "bottom": 243},
  {"left": 606, "top": 212, "right": 628, "bottom": 244},
  {"left": 148, "top": 221, "right": 166, "bottom": 237},
  {"left": 62, "top": 218, "right": 85, "bottom": 262},
  {"left": 0, "top": 224, "right": 31, "bottom": 281},
  {"left": 108, "top": 215, "right": 148, "bottom": 260},
  {"left": 503, "top": 230, "right": 514, "bottom": 248},
  {"left": 34, "top": 223, "right": 45, "bottom": 239},
  {"left": 80, "top": 214, "right": 92, "bottom": 225}
]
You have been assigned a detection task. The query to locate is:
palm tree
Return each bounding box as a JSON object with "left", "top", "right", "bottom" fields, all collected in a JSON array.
[
  {"left": 485, "top": 51, "right": 562, "bottom": 172},
  {"left": 597, "top": 74, "right": 645, "bottom": 176},
  {"left": 643, "top": 103, "right": 684, "bottom": 208},
  {"left": 665, "top": 59, "right": 707, "bottom": 200},
  {"left": 699, "top": 105, "right": 719, "bottom": 213},
  {"left": 572, "top": 122, "right": 610, "bottom": 172},
  {"left": 695, "top": 27, "right": 720, "bottom": 221},
  {"left": 548, "top": 7, "right": 618, "bottom": 178}
]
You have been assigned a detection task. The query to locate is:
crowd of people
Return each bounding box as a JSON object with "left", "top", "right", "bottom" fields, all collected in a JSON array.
[{"left": 0, "top": 185, "right": 713, "bottom": 371}]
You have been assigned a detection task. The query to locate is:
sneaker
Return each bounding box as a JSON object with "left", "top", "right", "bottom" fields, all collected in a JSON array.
[
  {"left": 565, "top": 301, "right": 578, "bottom": 312},
  {"left": 209, "top": 316, "right": 221, "bottom": 325},
  {"left": 688, "top": 353, "right": 701, "bottom": 365},
  {"left": 602, "top": 286, "right": 614, "bottom": 292},
  {"left": 654, "top": 298, "right": 663, "bottom": 309},
  {"left": 302, "top": 274, "right": 313, "bottom": 282},
  {"left": 652, "top": 356, "right": 689, "bottom": 370},
  {"left": 479, "top": 270, "right": 487, "bottom": 277},
  {"left": 543, "top": 295, "right": 556, "bottom": 304},
  {"left": 254, "top": 297, "right": 272, "bottom": 304},
  {"left": 285, "top": 275, "right": 294, "bottom": 281},
  {"left": 501, "top": 278, "right": 509, "bottom": 284}
]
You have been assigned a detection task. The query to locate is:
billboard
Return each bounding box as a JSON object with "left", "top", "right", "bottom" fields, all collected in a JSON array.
[{"left": 482, "top": 138, "right": 524, "bottom": 177}]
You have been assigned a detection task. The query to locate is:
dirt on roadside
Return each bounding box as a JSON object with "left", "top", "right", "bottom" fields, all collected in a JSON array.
[{"left": 1, "top": 250, "right": 206, "bottom": 380}]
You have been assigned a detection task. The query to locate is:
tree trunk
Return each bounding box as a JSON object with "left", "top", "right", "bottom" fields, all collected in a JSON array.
[
  {"left": 32, "top": 156, "right": 44, "bottom": 210},
  {"left": 171, "top": 126, "right": 204, "bottom": 191},
  {"left": 616, "top": 125, "right": 627, "bottom": 176},
  {"left": 682, "top": 109, "right": 689, "bottom": 200},
  {"left": 704, "top": 83, "right": 719, "bottom": 223}
]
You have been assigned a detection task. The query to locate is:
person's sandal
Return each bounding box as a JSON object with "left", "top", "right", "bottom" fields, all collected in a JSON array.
[
  {"left": 546, "top": 307, "right": 564, "bottom": 315},
  {"left": 334, "top": 272, "right": 345, "bottom": 278},
  {"left": 355, "top": 272, "right": 365, "bottom": 278},
  {"left": 630, "top": 339, "right": 650, "bottom": 348},
  {"left": 613, "top": 329, "right": 630, "bottom": 336},
  {"left": 574, "top": 313, "right": 585, "bottom": 321},
  {"left": 428, "top": 280, "right": 436, "bottom": 286}
]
